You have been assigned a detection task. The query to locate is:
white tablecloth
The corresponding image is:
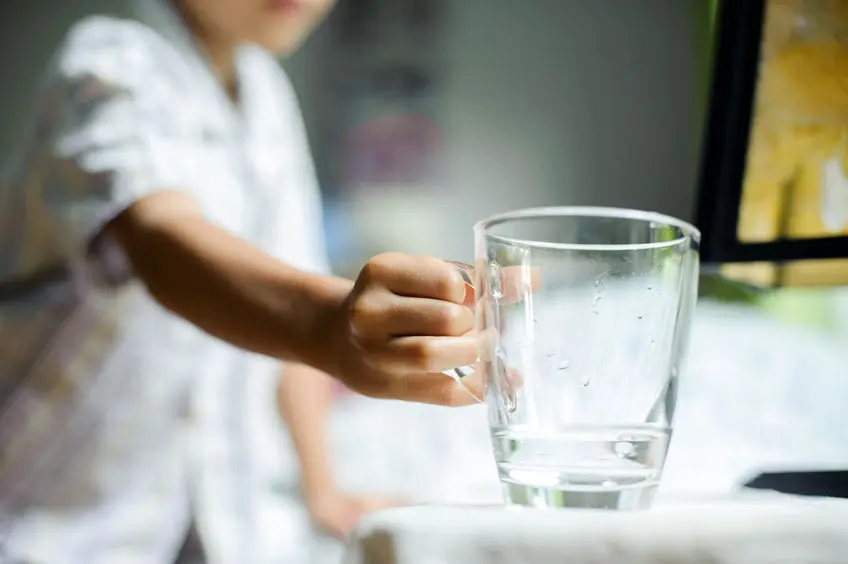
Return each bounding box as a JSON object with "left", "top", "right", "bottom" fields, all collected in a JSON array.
[
  {"left": 345, "top": 492, "right": 848, "bottom": 564},
  {"left": 247, "top": 299, "right": 848, "bottom": 563}
]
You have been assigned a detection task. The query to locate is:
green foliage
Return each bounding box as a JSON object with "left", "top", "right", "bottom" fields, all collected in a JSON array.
[{"left": 698, "top": 273, "right": 765, "bottom": 305}]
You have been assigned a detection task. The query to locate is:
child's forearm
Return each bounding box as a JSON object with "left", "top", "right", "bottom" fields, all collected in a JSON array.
[
  {"left": 276, "top": 363, "right": 337, "bottom": 499},
  {"left": 102, "top": 190, "right": 482, "bottom": 406},
  {"left": 107, "top": 190, "right": 351, "bottom": 372}
]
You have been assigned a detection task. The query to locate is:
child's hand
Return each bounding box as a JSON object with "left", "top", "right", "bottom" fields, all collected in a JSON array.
[{"left": 325, "top": 253, "right": 478, "bottom": 406}]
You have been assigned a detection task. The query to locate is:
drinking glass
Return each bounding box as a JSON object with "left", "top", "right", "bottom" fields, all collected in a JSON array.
[{"left": 473, "top": 207, "right": 700, "bottom": 510}]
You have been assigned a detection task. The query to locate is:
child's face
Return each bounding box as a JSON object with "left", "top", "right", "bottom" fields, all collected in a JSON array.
[{"left": 179, "top": 0, "right": 335, "bottom": 55}]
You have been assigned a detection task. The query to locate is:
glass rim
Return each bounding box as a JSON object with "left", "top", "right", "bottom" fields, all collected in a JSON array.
[{"left": 473, "top": 206, "right": 701, "bottom": 252}]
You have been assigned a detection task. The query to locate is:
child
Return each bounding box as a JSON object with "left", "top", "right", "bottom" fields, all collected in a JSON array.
[{"left": 0, "top": 0, "right": 479, "bottom": 561}]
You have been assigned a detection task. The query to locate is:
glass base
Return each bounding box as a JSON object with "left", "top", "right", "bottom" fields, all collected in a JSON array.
[{"left": 501, "top": 481, "right": 658, "bottom": 510}]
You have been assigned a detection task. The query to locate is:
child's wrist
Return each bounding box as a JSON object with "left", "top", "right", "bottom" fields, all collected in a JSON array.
[
  {"left": 300, "top": 274, "right": 352, "bottom": 377},
  {"left": 302, "top": 476, "right": 340, "bottom": 505}
]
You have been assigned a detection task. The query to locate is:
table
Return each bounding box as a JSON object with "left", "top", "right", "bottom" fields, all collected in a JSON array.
[{"left": 345, "top": 491, "right": 848, "bottom": 564}]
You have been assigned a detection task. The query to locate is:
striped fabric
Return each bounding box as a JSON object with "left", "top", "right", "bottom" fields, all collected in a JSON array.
[{"left": 0, "top": 1, "right": 329, "bottom": 562}]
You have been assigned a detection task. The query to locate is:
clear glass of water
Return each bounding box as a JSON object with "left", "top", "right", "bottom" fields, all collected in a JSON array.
[{"left": 474, "top": 207, "right": 700, "bottom": 510}]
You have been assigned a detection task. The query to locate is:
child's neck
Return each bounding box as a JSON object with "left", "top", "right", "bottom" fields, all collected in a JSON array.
[
  {"left": 197, "top": 34, "right": 240, "bottom": 102},
  {"left": 174, "top": 2, "right": 239, "bottom": 102}
]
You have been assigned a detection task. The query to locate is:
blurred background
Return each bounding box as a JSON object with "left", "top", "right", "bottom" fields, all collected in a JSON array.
[
  {"left": 0, "top": 0, "right": 704, "bottom": 275},
  {"left": 1, "top": 0, "right": 846, "bottom": 562}
]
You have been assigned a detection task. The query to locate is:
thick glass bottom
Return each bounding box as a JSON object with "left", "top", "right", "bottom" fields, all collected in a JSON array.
[{"left": 501, "top": 481, "right": 658, "bottom": 510}]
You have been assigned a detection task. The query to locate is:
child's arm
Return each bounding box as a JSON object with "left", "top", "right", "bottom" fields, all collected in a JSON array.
[
  {"left": 276, "top": 363, "right": 335, "bottom": 502},
  {"left": 277, "top": 364, "right": 398, "bottom": 538},
  {"left": 105, "top": 190, "right": 480, "bottom": 404},
  {"left": 107, "top": 190, "right": 349, "bottom": 372}
]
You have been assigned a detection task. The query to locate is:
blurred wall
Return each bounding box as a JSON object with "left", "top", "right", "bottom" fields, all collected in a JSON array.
[
  {"left": 0, "top": 0, "right": 132, "bottom": 160},
  {"left": 441, "top": 0, "right": 700, "bottom": 219},
  {"left": 306, "top": 0, "right": 704, "bottom": 269}
]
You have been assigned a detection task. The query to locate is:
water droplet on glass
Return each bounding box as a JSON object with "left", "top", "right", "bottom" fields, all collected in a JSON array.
[
  {"left": 647, "top": 285, "right": 653, "bottom": 291},
  {"left": 557, "top": 360, "right": 570, "bottom": 371},
  {"left": 614, "top": 441, "right": 635, "bottom": 457},
  {"left": 594, "top": 270, "right": 611, "bottom": 289},
  {"left": 649, "top": 337, "right": 655, "bottom": 344},
  {"left": 637, "top": 313, "right": 644, "bottom": 320},
  {"left": 544, "top": 352, "right": 555, "bottom": 359},
  {"left": 581, "top": 375, "right": 590, "bottom": 387}
]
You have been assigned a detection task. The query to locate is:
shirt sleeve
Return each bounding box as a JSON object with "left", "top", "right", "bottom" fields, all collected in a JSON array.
[
  {"left": 299, "top": 175, "right": 332, "bottom": 276},
  {"left": 38, "top": 18, "right": 197, "bottom": 272},
  {"left": 267, "top": 58, "right": 333, "bottom": 276}
]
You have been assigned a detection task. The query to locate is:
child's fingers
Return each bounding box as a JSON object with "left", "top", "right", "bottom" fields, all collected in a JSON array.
[
  {"left": 389, "top": 370, "right": 484, "bottom": 406},
  {"left": 378, "top": 335, "right": 478, "bottom": 375},
  {"left": 363, "top": 253, "right": 467, "bottom": 303},
  {"left": 353, "top": 295, "right": 473, "bottom": 339}
]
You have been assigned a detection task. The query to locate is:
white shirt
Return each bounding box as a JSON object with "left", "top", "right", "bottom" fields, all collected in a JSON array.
[{"left": 0, "top": 0, "right": 328, "bottom": 562}]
